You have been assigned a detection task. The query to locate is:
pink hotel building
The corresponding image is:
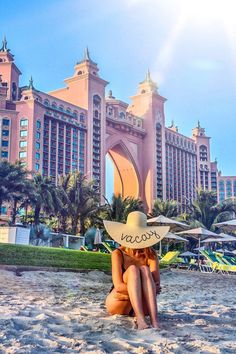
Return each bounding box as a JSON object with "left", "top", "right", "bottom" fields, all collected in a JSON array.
[{"left": 0, "top": 38, "right": 233, "bottom": 212}]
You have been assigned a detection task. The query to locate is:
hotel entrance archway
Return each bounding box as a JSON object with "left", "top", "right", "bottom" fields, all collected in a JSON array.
[{"left": 105, "top": 141, "right": 141, "bottom": 201}]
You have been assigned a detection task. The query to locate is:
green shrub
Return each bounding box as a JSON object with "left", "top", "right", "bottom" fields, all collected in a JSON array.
[{"left": 0, "top": 243, "right": 111, "bottom": 271}]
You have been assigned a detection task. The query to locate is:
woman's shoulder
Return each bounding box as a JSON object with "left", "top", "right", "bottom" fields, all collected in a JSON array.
[{"left": 112, "top": 247, "right": 123, "bottom": 257}]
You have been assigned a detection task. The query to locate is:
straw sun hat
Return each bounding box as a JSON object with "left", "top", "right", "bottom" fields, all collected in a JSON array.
[{"left": 103, "top": 211, "right": 169, "bottom": 249}]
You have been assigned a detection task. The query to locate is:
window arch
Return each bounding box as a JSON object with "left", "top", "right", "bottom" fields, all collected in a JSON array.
[
  {"left": 44, "top": 99, "right": 50, "bottom": 106},
  {"left": 199, "top": 145, "right": 207, "bottom": 161},
  {"left": 51, "top": 102, "right": 57, "bottom": 109},
  {"left": 73, "top": 110, "right": 78, "bottom": 118},
  {"left": 119, "top": 112, "right": 125, "bottom": 119},
  {"left": 93, "top": 94, "right": 101, "bottom": 109}
]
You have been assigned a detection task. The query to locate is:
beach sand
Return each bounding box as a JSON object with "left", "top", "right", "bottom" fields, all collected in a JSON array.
[{"left": 0, "top": 269, "right": 235, "bottom": 354}]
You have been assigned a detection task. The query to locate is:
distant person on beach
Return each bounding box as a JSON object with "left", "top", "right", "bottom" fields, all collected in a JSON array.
[{"left": 103, "top": 211, "right": 169, "bottom": 330}]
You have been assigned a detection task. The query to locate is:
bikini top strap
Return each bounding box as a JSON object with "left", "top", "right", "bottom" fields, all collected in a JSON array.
[{"left": 117, "top": 248, "right": 125, "bottom": 267}]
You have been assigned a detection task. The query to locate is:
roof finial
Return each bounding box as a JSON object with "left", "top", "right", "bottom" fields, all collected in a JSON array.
[
  {"left": 146, "top": 68, "right": 151, "bottom": 81},
  {"left": 29, "top": 76, "right": 34, "bottom": 89},
  {"left": 84, "top": 46, "right": 90, "bottom": 61},
  {"left": 0, "top": 35, "right": 8, "bottom": 52},
  {"left": 197, "top": 120, "right": 201, "bottom": 128}
]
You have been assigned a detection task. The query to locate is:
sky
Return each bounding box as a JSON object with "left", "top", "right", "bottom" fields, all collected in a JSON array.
[{"left": 1, "top": 0, "right": 236, "bottom": 196}]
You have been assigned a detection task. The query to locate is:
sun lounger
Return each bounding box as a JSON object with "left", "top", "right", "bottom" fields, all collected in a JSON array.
[
  {"left": 160, "top": 251, "right": 180, "bottom": 265},
  {"left": 200, "top": 250, "right": 236, "bottom": 274}
]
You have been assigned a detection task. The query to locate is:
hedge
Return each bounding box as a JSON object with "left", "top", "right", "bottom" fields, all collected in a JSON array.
[{"left": 0, "top": 243, "right": 111, "bottom": 271}]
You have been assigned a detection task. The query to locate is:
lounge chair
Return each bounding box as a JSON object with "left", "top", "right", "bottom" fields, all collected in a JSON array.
[
  {"left": 160, "top": 251, "right": 180, "bottom": 265},
  {"left": 200, "top": 250, "right": 236, "bottom": 274}
]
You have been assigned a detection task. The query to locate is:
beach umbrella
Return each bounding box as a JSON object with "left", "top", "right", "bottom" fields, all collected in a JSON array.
[
  {"left": 214, "top": 219, "right": 236, "bottom": 232},
  {"left": 164, "top": 232, "right": 188, "bottom": 252},
  {"left": 164, "top": 232, "right": 188, "bottom": 241},
  {"left": 147, "top": 215, "right": 189, "bottom": 255},
  {"left": 94, "top": 228, "right": 102, "bottom": 245},
  {"left": 180, "top": 251, "right": 198, "bottom": 257},
  {"left": 193, "top": 246, "right": 205, "bottom": 251},
  {"left": 177, "top": 227, "right": 219, "bottom": 260},
  {"left": 147, "top": 215, "right": 189, "bottom": 232},
  {"left": 215, "top": 248, "right": 225, "bottom": 253},
  {"left": 202, "top": 233, "right": 236, "bottom": 243}
]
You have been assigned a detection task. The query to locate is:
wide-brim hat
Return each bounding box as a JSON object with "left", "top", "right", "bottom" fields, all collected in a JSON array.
[{"left": 103, "top": 211, "right": 170, "bottom": 249}]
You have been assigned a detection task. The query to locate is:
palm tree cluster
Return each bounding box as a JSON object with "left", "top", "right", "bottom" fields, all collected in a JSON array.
[
  {"left": 0, "top": 162, "right": 100, "bottom": 234},
  {"left": 150, "top": 190, "right": 236, "bottom": 231},
  {"left": 1, "top": 161, "right": 236, "bottom": 237}
]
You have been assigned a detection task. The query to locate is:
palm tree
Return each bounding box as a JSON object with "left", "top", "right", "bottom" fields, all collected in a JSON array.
[
  {"left": 100, "top": 193, "right": 144, "bottom": 224},
  {"left": 0, "top": 161, "right": 29, "bottom": 223},
  {"left": 57, "top": 172, "right": 100, "bottom": 234},
  {"left": 189, "top": 189, "right": 236, "bottom": 230},
  {"left": 29, "top": 174, "right": 61, "bottom": 225},
  {"left": 150, "top": 198, "right": 179, "bottom": 218}
]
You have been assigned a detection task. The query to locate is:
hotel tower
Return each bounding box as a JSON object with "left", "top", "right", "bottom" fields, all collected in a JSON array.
[{"left": 0, "top": 38, "right": 233, "bottom": 213}]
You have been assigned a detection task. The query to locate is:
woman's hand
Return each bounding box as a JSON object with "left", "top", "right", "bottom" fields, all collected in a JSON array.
[{"left": 156, "top": 283, "right": 162, "bottom": 295}]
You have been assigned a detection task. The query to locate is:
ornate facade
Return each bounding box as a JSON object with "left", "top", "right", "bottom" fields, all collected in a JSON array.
[{"left": 0, "top": 38, "right": 232, "bottom": 212}]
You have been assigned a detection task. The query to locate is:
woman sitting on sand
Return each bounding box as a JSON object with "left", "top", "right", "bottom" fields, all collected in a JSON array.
[{"left": 103, "top": 211, "right": 169, "bottom": 330}]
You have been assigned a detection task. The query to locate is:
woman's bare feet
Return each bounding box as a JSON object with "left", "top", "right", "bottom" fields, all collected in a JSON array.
[
  {"left": 136, "top": 317, "right": 150, "bottom": 330},
  {"left": 151, "top": 320, "right": 161, "bottom": 330}
]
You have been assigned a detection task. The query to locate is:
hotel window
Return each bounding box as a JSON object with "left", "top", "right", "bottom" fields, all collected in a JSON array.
[
  {"left": 2, "top": 130, "right": 9, "bottom": 136},
  {"left": 2, "top": 140, "right": 9, "bottom": 147},
  {"left": 20, "top": 119, "right": 28, "bottom": 126},
  {"left": 20, "top": 130, "right": 28, "bottom": 137},
  {"left": 35, "top": 163, "right": 40, "bottom": 171},
  {"left": 2, "top": 118, "right": 10, "bottom": 126},
  {"left": 36, "top": 142, "right": 40, "bottom": 149},
  {"left": 35, "top": 152, "right": 40, "bottom": 160},
  {"left": 80, "top": 114, "right": 85, "bottom": 123},
  {"left": 36, "top": 132, "right": 41, "bottom": 139},
  {"left": 73, "top": 110, "right": 78, "bottom": 118},
  {"left": 19, "top": 151, "right": 27, "bottom": 158},
  {"left": 119, "top": 112, "right": 125, "bottom": 119},
  {"left": 1, "top": 151, "right": 8, "bottom": 158},
  {"left": 36, "top": 120, "right": 41, "bottom": 129},
  {"left": 19, "top": 141, "right": 27, "bottom": 148}
]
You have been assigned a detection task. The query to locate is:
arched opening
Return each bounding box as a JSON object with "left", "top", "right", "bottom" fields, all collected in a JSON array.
[{"left": 105, "top": 143, "right": 140, "bottom": 201}]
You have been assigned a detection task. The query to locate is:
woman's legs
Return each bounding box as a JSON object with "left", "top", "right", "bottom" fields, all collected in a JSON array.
[
  {"left": 140, "top": 265, "right": 159, "bottom": 328},
  {"left": 123, "top": 265, "right": 149, "bottom": 329}
]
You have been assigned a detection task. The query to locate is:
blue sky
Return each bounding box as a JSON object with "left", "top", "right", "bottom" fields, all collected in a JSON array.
[{"left": 1, "top": 0, "right": 236, "bottom": 195}]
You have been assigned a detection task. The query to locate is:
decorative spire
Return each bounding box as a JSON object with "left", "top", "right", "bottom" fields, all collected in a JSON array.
[
  {"left": 0, "top": 35, "right": 8, "bottom": 52},
  {"left": 146, "top": 68, "right": 151, "bottom": 82},
  {"left": 197, "top": 120, "right": 201, "bottom": 128},
  {"left": 84, "top": 46, "right": 90, "bottom": 61},
  {"left": 107, "top": 89, "right": 115, "bottom": 99},
  {"left": 76, "top": 47, "right": 97, "bottom": 66},
  {"left": 28, "top": 76, "right": 34, "bottom": 90},
  {"left": 169, "top": 120, "right": 178, "bottom": 132}
]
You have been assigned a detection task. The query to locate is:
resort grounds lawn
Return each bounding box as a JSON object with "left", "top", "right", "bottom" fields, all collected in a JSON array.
[{"left": 0, "top": 244, "right": 111, "bottom": 271}]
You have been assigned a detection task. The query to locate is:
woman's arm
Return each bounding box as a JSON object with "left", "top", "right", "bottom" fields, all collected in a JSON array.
[
  {"left": 111, "top": 250, "right": 128, "bottom": 294},
  {"left": 149, "top": 257, "right": 161, "bottom": 294}
]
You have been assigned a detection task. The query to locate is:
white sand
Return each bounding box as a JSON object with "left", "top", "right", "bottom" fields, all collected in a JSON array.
[{"left": 0, "top": 269, "right": 236, "bottom": 353}]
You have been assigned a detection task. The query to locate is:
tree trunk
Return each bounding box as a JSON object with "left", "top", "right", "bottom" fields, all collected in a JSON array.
[
  {"left": 60, "top": 215, "right": 67, "bottom": 233},
  {"left": 34, "top": 205, "right": 41, "bottom": 225},
  {"left": 11, "top": 199, "right": 17, "bottom": 225},
  {"left": 71, "top": 216, "right": 79, "bottom": 235}
]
